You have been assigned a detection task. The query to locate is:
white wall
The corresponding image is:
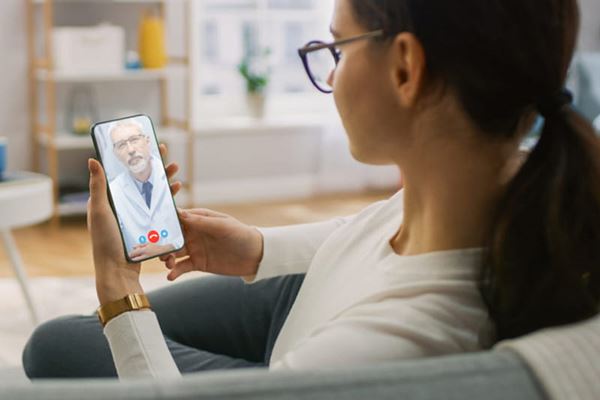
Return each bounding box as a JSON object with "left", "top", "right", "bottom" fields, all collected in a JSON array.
[
  {"left": 579, "top": 0, "right": 600, "bottom": 52},
  {"left": 0, "top": 1, "right": 599, "bottom": 172},
  {"left": 0, "top": 0, "right": 30, "bottom": 171}
]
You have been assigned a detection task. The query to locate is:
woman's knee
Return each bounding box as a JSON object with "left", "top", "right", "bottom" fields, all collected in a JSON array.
[{"left": 22, "top": 315, "right": 116, "bottom": 379}]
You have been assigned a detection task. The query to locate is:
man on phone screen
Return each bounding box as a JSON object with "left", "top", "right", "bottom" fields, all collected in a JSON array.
[{"left": 108, "top": 120, "right": 184, "bottom": 261}]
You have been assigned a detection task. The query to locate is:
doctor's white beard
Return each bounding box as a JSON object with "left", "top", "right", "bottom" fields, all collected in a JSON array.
[{"left": 129, "top": 157, "right": 149, "bottom": 175}]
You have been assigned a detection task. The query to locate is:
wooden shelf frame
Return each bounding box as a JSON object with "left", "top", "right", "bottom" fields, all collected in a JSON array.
[
  {"left": 33, "top": 0, "right": 164, "bottom": 4},
  {"left": 26, "top": 0, "right": 195, "bottom": 221}
]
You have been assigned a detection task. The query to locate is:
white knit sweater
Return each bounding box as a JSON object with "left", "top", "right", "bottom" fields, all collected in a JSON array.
[
  {"left": 105, "top": 190, "right": 491, "bottom": 375},
  {"left": 103, "top": 189, "right": 600, "bottom": 400}
]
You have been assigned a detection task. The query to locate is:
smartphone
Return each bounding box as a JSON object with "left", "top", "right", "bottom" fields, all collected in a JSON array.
[{"left": 91, "top": 114, "right": 185, "bottom": 263}]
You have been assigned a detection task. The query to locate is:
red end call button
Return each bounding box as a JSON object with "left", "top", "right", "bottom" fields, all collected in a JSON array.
[{"left": 147, "top": 230, "right": 160, "bottom": 243}]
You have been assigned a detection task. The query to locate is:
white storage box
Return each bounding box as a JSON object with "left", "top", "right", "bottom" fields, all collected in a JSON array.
[{"left": 52, "top": 25, "right": 125, "bottom": 73}]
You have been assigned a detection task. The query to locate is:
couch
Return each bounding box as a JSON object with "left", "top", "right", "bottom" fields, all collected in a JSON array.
[{"left": 0, "top": 349, "right": 545, "bottom": 400}]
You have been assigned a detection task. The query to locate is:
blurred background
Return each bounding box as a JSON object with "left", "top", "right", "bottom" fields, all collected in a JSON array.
[
  {"left": 0, "top": 0, "right": 598, "bottom": 367},
  {"left": 0, "top": 0, "right": 599, "bottom": 217},
  {"left": 4, "top": 0, "right": 400, "bottom": 220}
]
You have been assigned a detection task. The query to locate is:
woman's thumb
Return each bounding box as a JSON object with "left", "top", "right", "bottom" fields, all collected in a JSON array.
[{"left": 88, "top": 159, "right": 107, "bottom": 206}]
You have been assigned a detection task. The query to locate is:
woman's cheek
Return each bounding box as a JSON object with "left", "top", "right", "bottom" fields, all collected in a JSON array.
[
  {"left": 326, "top": 69, "right": 335, "bottom": 89},
  {"left": 333, "top": 65, "right": 358, "bottom": 123}
]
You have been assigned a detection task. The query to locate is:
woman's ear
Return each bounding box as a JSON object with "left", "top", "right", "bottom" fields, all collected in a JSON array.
[{"left": 390, "top": 32, "right": 426, "bottom": 108}]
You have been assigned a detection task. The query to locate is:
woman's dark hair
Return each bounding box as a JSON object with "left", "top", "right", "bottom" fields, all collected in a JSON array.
[{"left": 350, "top": 0, "right": 600, "bottom": 341}]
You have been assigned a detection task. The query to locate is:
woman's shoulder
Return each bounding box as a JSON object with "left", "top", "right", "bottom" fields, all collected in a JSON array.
[{"left": 353, "top": 189, "right": 404, "bottom": 220}]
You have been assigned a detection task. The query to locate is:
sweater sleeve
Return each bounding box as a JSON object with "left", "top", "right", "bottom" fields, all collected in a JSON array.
[
  {"left": 495, "top": 315, "right": 600, "bottom": 400},
  {"left": 244, "top": 216, "right": 353, "bottom": 284},
  {"left": 103, "top": 310, "right": 181, "bottom": 380}
]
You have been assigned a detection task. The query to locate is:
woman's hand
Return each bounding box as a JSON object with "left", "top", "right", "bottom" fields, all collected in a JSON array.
[
  {"left": 130, "top": 243, "right": 175, "bottom": 262},
  {"left": 89, "top": 143, "right": 182, "bottom": 305},
  {"left": 88, "top": 158, "right": 143, "bottom": 306},
  {"left": 161, "top": 209, "right": 264, "bottom": 281}
]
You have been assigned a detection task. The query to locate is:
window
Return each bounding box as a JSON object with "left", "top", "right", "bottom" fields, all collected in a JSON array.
[{"left": 191, "top": 0, "right": 334, "bottom": 122}]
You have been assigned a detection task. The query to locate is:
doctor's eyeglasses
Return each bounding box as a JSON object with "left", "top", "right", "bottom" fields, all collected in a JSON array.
[
  {"left": 297, "top": 30, "right": 384, "bottom": 94},
  {"left": 113, "top": 134, "right": 145, "bottom": 152}
]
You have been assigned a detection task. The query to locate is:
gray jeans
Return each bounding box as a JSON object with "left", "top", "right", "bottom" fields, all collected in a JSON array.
[{"left": 22, "top": 274, "right": 305, "bottom": 379}]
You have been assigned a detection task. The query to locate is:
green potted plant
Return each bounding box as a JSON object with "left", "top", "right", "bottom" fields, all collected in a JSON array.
[{"left": 238, "top": 48, "right": 270, "bottom": 118}]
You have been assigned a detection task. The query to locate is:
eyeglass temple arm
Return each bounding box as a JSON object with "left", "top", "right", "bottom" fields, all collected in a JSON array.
[{"left": 298, "top": 30, "right": 384, "bottom": 55}]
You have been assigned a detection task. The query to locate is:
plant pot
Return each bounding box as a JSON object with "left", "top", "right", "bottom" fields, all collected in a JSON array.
[{"left": 246, "top": 92, "right": 266, "bottom": 119}]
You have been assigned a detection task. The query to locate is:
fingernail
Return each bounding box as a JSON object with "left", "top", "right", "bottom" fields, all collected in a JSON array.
[{"left": 178, "top": 209, "right": 188, "bottom": 219}]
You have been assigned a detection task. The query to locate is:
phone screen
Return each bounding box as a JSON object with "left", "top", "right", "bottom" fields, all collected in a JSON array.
[{"left": 91, "top": 114, "right": 184, "bottom": 263}]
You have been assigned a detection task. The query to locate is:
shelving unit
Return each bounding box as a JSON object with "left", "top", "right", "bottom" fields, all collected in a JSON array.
[
  {"left": 35, "top": 68, "right": 169, "bottom": 83},
  {"left": 26, "top": 0, "right": 194, "bottom": 221}
]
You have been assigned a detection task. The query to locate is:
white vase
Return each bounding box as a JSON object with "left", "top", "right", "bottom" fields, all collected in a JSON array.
[{"left": 247, "top": 92, "right": 266, "bottom": 119}]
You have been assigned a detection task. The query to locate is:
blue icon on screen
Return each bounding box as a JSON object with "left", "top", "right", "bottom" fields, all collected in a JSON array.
[
  {"left": 138, "top": 235, "right": 147, "bottom": 244},
  {"left": 160, "top": 229, "right": 169, "bottom": 238}
]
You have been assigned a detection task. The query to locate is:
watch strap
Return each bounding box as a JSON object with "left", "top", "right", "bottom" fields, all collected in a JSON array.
[{"left": 97, "top": 293, "right": 151, "bottom": 327}]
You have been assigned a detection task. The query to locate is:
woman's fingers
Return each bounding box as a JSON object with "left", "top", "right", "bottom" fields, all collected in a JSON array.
[
  {"left": 162, "top": 254, "right": 176, "bottom": 269},
  {"left": 172, "top": 247, "right": 189, "bottom": 259},
  {"left": 159, "top": 144, "right": 181, "bottom": 193},
  {"left": 165, "top": 162, "right": 181, "bottom": 195},
  {"left": 159, "top": 143, "right": 168, "bottom": 159},
  {"left": 159, "top": 253, "right": 174, "bottom": 262},
  {"left": 129, "top": 247, "right": 146, "bottom": 259},
  {"left": 184, "top": 208, "right": 229, "bottom": 218},
  {"left": 179, "top": 211, "right": 228, "bottom": 236},
  {"left": 162, "top": 254, "right": 185, "bottom": 270},
  {"left": 160, "top": 247, "right": 188, "bottom": 263},
  {"left": 170, "top": 181, "right": 182, "bottom": 196},
  {"left": 160, "top": 144, "right": 181, "bottom": 185},
  {"left": 167, "top": 258, "right": 196, "bottom": 281},
  {"left": 165, "top": 162, "right": 179, "bottom": 181}
]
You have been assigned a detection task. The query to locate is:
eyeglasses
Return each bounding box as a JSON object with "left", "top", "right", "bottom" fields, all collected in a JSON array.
[
  {"left": 298, "top": 30, "right": 384, "bottom": 94},
  {"left": 113, "top": 134, "right": 145, "bottom": 152}
]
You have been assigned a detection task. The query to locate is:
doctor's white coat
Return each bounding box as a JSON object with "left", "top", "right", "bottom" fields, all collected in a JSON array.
[{"left": 108, "top": 156, "right": 184, "bottom": 258}]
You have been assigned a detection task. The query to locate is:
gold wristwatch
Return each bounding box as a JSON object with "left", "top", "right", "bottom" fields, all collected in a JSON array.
[{"left": 97, "top": 293, "right": 151, "bottom": 327}]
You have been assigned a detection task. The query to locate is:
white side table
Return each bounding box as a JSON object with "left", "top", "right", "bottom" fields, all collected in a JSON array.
[{"left": 0, "top": 172, "right": 53, "bottom": 325}]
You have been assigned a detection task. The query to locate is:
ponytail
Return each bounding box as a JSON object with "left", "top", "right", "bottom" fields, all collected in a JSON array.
[{"left": 483, "top": 105, "right": 600, "bottom": 341}]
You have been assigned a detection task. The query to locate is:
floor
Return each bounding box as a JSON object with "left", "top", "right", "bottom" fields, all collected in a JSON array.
[{"left": 0, "top": 190, "right": 395, "bottom": 278}]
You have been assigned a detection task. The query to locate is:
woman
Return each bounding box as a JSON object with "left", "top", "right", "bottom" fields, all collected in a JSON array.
[{"left": 25, "top": 0, "right": 600, "bottom": 384}]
